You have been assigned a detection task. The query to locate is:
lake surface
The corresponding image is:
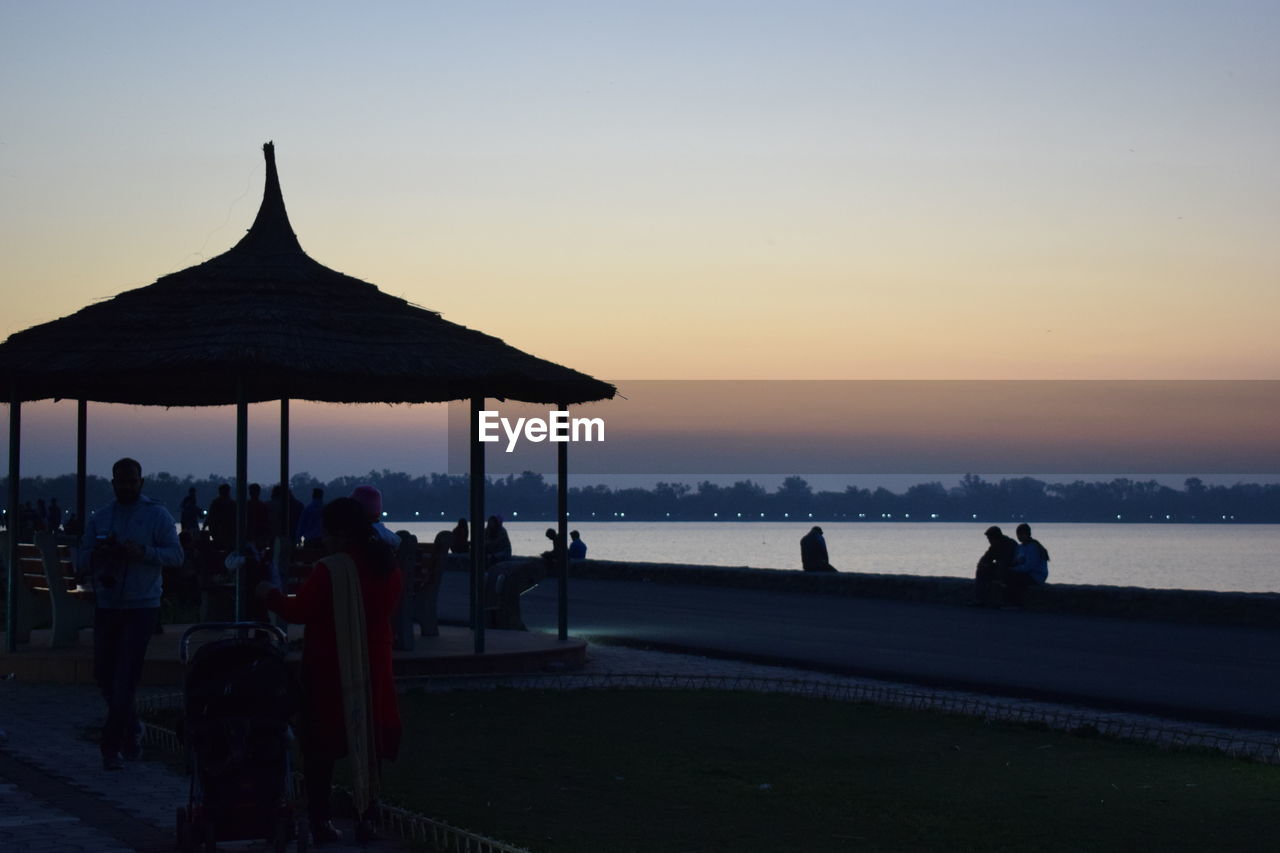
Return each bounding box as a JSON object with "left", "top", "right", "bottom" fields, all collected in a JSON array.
[{"left": 389, "top": 521, "right": 1280, "bottom": 594}]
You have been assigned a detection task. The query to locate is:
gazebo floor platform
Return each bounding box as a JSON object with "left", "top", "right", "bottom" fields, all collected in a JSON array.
[{"left": 0, "top": 623, "right": 587, "bottom": 687}]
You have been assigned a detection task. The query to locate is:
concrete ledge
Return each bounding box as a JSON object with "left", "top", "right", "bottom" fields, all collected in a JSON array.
[{"left": 561, "top": 559, "right": 1280, "bottom": 628}]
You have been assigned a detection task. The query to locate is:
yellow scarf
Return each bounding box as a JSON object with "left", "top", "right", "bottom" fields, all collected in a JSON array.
[{"left": 323, "top": 553, "right": 378, "bottom": 815}]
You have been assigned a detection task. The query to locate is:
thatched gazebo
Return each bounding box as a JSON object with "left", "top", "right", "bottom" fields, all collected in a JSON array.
[{"left": 2, "top": 142, "right": 614, "bottom": 652}]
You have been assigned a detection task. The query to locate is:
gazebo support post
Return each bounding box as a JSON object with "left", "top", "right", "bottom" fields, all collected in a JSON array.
[
  {"left": 277, "top": 397, "right": 290, "bottom": 578},
  {"left": 470, "top": 396, "right": 485, "bottom": 654},
  {"left": 557, "top": 403, "right": 569, "bottom": 641},
  {"left": 76, "top": 400, "right": 87, "bottom": 535},
  {"left": 6, "top": 389, "right": 19, "bottom": 653},
  {"left": 234, "top": 378, "right": 248, "bottom": 621}
]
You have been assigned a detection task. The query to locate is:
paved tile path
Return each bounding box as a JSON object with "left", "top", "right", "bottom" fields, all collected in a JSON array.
[{"left": 3, "top": 642, "right": 1277, "bottom": 852}]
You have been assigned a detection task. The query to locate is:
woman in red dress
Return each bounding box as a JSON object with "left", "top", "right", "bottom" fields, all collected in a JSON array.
[{"left": 257, "top": 497, "right": 402, "bottom": 844}]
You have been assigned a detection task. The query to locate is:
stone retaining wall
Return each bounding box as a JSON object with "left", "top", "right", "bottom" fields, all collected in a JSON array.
[{"left": 557, "top": 559, "right": 1280, "bottom": 629}]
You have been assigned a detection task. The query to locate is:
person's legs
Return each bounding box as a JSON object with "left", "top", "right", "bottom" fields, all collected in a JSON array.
[
  {"left": 93, "top": 608, "right": 125, "bottom": 762},
  {"left": 118, "top": 607, "right": 158, "bottom": 756}
]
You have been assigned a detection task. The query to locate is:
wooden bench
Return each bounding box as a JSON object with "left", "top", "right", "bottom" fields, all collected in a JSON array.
[
  {"left": 1, "top": 532, "right": 94, "bottom": 647},
  {"left": 2, "top": 533, "right": 52, "bottom": 644},
  {"left": 34, "top": 532, "right": 95, "bottom": 648},
  {"left": 483, "top": 558, "right": 544, "bottom": 631}
]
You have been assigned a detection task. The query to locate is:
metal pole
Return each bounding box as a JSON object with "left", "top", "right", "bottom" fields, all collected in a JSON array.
[
  {"left": 5, "top": 389, "right": 19, "bottom": 653},
  {"left": 469, "top": 396, "right": 485, "bottom": 654},
  {"left": 276, "top": 399, "right": 291, "bottom": 591},
  {"left": 279, "top": 397, "right": 290, "bottom": 552},
  {"left": 557, "top": 403, "right": 569, "bottom": 641},
  {"left": 235, "top": 378, "right": 248, "bottom": 620},
  {"left": 76, "top": 400, "right": 87, "bottom": 532}
]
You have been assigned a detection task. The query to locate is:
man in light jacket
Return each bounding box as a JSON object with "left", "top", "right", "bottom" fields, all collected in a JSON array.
[{"left": 79, "top": 458, "right": 183, "bottom": 770}]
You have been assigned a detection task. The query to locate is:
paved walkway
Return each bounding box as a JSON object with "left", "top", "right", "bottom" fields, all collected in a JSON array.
[
  {"left": 0, "top": 678, "right": 404, "bottom": 853},
  {"left": 4, "top": 642, "right": 1278, "bottom": 852}
]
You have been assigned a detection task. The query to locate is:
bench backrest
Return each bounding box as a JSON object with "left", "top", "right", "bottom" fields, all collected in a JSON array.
[
  {"left": 18, "top": 542, "right": 48, "bottom": 590},
  {"left": 33, "top": 532, "right": 81, "bottom": 592}
]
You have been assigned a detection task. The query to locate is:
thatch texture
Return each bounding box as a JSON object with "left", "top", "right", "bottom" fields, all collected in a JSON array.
[{"left": 0, "top": 143, "right": 615, "bottom": 407}]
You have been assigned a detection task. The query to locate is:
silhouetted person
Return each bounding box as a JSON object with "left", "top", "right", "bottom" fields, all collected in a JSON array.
[
  {"left": 269, "top": 484, "right": 305, "bottom": 545},
  {"left": 973, "top": 525, "right": 1019, "bottom": 606},
  {"left": 351, "top": 485, "right": 401, "bottom": 548},
  {"left": 247, "top": 483, "right": 272, "bottom": 548},
  {"left": 204, "top": 483, "right": 236, "bottom": 550},
  {"left": 567, "top": 529, "right": 587, "bottom": 560},
  {"left": 800, "top": 526, "right": 835, "bottom": 571},
  {"left": 540, "top": 527, "right": 565, "bottom": 571},
  {"left": 450, "top": 518, "right": 469, "bottom": 554},
  {"left": 484, "top": 515, "right": 512, "bottom": 566},
  {"left": 1003, "top": 522, "right": 1050, "bottom": 607},
  {"left": 78, "top": 457, "right": 183, "bottom": 770},
  {"left": 256, "top": 497, "right": 402, "bottom": 843},
  {"left": 298, "top": 487, "right": 325, "bottom": 545},
  {"left": 20, "top": 501, "right": 39, "bottom": 538},
  {"left": 179, "top": 487, "right": 201, "bottom": 533},
  {"left": 47, "top": 497, "right": 63, "bottom": 532}
]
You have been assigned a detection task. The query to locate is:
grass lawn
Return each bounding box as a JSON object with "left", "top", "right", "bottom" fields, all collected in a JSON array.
[{"left": 380, "top": 688, "right": 1278, "bottom": 853}]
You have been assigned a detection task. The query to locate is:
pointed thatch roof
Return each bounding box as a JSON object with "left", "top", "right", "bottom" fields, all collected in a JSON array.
[{"left": 0, "top": 143, "right": 615, "bottom": 407}]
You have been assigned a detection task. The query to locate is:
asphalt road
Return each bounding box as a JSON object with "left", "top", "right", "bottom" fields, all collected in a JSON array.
[{"left": 437, "top": 572, "right": 1280, "bottom": 729}]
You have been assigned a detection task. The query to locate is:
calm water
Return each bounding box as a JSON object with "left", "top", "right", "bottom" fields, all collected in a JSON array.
[{"left": 390, "top": 521, "right": 1280, "bottom": 594}]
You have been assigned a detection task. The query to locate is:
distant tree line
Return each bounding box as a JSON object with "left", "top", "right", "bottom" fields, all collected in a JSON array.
[{"left": 3, "top": 471, "right": 1277, "bottom": 525}]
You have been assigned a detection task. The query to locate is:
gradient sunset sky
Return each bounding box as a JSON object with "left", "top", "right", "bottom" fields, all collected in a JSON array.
[{"left": 2, "top": 2, "right": 1277, "bottom": 482}]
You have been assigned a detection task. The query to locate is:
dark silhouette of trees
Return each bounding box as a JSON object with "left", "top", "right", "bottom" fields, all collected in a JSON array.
[{"left": 4, "top": 471, "right": 1278, "bottom": 526}]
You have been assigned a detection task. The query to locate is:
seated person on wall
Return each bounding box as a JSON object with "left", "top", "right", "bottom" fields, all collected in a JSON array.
[
  {"left": 540, "top": 527, "right": 564, "bottom": 574},
  {"left": 567, "top": 529, "right": 587, "bottom": 560},
  {"left": 800, "top": 526, "right": 836, "bottom": 572},
  {"left": 449, "top": 518, "right": 469, "bottom": 554},
  {"left": 1003, "top": 522, "right": 1050, "bottom": 607},
  {"left": 484, "top": 515, "right": 512, "bottom": 566},
  {"left": 973, "top": 525, "right": 1018, "bottom": 606}
]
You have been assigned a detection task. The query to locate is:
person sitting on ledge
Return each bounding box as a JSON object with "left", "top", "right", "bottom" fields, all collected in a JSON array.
[
  {"left": 484, "top": 515, "right": 512, "bottom": 566},
  {"left": 800, "top": 525, "right": 836, "bottom": 572},
  {"left": 567, "top": 529, "right": 587, "bottom": 560},
  {"left": 973, "top": 525, "right": 1018, "bottom": 606},
  {"left": 450, "top": 518, "right": 469, "bottom": 554},
  {"left": 1004, "top": 522, "right": 1050, "bottom": 608},
  {"left": 540, "top": 527, "right": 564, "bottom": 571}
]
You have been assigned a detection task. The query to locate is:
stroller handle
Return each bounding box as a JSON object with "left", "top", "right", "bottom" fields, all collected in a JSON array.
[{"left": 179, "top": 621, "right": 288, "bottom": 663}]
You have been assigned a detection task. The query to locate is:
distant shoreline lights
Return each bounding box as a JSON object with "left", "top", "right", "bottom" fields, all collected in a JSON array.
[{"left": 477, "top": 410, "right": 605, "bottom": 452}]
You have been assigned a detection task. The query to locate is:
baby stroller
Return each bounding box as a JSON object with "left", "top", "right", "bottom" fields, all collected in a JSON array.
[{"left": 176, "top": 622, "right": 304, "bottom": 852}]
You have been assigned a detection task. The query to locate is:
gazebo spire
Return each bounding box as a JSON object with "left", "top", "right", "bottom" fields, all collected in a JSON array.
[{"left": 230, "top": 141, "right": 304, "bottom": 255}]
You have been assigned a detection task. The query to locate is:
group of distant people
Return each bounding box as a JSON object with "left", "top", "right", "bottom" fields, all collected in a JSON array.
[
  {"left": 799, "top": 522, "right": 1051, "bottom": 608},
  {"left": 180, "top": 482, "right": 312, "bottom": 551},
  {"left": 3, "top": 497, "right": 78, "bottom": 539}
]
